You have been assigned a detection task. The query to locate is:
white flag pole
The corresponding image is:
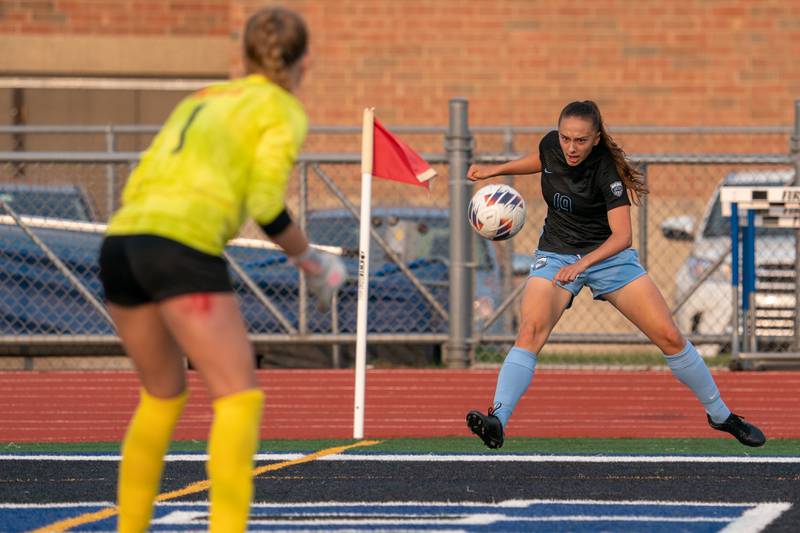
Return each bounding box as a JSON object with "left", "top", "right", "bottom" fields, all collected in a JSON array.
[{"left": 353, "top": 107, "right": 374, "bottom": 439}]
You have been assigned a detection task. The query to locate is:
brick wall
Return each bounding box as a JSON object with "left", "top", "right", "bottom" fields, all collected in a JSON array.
[
  {"left": 234, "top": 0, "right": 800, "bottom": 129},
  {"left": 2, "top": 0, "right": 798, "bottom": 127},
  {"left": 0, "top": 0, "right": 230, "bottom": 35}
]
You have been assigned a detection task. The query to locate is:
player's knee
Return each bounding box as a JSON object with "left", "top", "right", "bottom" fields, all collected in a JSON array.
[
  {"left": 516, "top": 317, "right": 547, "bottom": 348},
  {"left": 659, "top": 326, "right": 686, "bottom": 354}
]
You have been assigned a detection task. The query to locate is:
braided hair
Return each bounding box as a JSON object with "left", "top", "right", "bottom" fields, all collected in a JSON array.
[
  {"left": 558, "top": 100, "right": 648, "bottom": 205},
  {"left": 243, "top": 7, "right": 308, "bottom": 91}
]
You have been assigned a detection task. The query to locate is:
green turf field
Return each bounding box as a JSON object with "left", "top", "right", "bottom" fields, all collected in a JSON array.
[{"left": 4, "top": 437, "right": 799, "bottom": 455}]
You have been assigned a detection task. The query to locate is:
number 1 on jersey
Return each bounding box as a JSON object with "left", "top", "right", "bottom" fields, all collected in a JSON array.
[{"left": 172, "top": 103, "right": 206, "bottom": 154}]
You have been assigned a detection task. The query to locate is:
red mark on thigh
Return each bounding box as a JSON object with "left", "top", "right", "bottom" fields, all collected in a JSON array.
[{"left": 181, "top": 293, "right": 214, "bottom": 314}]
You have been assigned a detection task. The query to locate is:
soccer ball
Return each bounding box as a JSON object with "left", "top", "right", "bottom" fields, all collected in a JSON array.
[{"left": 468, "top": 184, "right": 526, "bottom": 241}]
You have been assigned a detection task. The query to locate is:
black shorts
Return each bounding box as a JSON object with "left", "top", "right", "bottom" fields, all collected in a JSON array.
[{"left": 98, "top": 234, "right": 232, "bottom": 307}]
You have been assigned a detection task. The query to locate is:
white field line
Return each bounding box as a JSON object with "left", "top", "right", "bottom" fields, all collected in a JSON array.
[
  {"left": 2, "top": 453, "right": 800, "bottom": 463},
  {"left": 0, "top": 499, "right": 789, "bottom": 509},
  {"left": 2, "top": 500, "right": 790, "bottom": 532},
  {"left": 720, "top": 503, "right": 793, "bottom": 533},
  {"left": 148, "top": 513, "right": 732, "bottom": 526}
]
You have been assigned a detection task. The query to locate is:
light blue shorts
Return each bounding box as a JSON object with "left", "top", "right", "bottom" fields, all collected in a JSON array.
[{"left": 528, "top": 248, "right": 647, "bottom": 307}]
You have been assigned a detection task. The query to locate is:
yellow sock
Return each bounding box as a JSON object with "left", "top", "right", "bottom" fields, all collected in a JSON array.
[
  {"left": 207, "top": 388, "right": 264, "bottom": 533},
  {"left": 117, "top": 388, "right": 187, "bottom": 533}
]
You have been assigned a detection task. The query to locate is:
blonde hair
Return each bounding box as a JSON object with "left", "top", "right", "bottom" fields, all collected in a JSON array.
[
  {"left": 243, "top": 7, "right": 308, "bottom": 91},
  {"left": 559, "top": 100, "right": 648, "bottom": 205}
]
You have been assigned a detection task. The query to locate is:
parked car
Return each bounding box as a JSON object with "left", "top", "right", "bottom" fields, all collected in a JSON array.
[
  {"left": 1, "top": 190, "right": 511, "bottom": 365},
  {"left": 660, "top": 169, "right": 796, "bottom": 356},
  {"left": 0, "top": 183, "right": 97, "bottom": 222},
  {"left": 0, "top": 184, "right": 111, "bottom": 337},
  {"left": 306, "top": 207, "right": 506, "bottom": 327}
]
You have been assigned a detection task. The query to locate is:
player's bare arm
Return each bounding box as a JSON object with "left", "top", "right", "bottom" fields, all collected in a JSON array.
[{"left": 467, "top": 152, "right": 542, "bottom": 181}]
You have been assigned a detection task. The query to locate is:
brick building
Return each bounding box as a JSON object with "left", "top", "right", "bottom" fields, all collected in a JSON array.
[{"left": 1, "top": 0, "right": 798, "bottom": 133}]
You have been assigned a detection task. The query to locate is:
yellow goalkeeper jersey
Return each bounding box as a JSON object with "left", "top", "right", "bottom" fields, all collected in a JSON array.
[{"left": 107, "top": 74, "right": 307, "bottom": 256}]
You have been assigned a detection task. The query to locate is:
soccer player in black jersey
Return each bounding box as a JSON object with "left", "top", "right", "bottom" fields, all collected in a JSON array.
[{"left": 465, "top": 100, "right": 765, "bottom": 450}]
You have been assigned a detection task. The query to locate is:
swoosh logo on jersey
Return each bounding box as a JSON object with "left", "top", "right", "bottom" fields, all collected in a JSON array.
[{"left": 543, "top": 167, "right": 553, "bottom": 174}]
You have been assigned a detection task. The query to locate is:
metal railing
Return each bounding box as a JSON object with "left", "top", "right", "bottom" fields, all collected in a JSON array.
[
  {"left": 1, "top": 123, "right": 793, "bottom": 156},
  {"left": 1, "top": 102, "right": 799, "bottom": 368}
]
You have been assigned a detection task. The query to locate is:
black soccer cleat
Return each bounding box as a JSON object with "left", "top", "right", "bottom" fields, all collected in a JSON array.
[
  {"left": 466, "top": 405, "right": 504, "bottom": 449},
  {"left": 707, "top": 413, "right": 766, "bottom": 447}
]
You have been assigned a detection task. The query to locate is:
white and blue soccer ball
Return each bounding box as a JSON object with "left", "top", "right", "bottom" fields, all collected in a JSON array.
[{"left": 468, "top": 184, "right": 526, "bottom": 241}]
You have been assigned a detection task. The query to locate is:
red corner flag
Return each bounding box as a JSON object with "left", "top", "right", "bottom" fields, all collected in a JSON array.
[{"left": 372, "top": 119, "right": 436, "bottom": 188}]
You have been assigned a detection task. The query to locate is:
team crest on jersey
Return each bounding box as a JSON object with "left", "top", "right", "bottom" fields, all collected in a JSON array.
[{"left": 610, "top": 181, "right": 624, "bottom": 198}]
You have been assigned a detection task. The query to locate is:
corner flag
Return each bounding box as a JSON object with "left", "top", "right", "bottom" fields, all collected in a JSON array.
[
  {"left": 352, "top": 108, "right": 436, "bottom": 439},
  {"left": 373, "top": 119, "right": 437, "bottom": 188}
]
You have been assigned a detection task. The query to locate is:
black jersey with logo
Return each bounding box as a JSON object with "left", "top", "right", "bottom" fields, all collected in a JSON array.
[{"left": 536, "top": 130, "right": 630, "bottom": 255}]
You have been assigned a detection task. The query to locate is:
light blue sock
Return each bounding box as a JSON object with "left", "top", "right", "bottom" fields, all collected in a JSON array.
[
  {"left": 665, "top": 341, "right": 731, "bottom": 423},
  {"left": 492, "top": 346, "right": 537, "bottom": 428}
]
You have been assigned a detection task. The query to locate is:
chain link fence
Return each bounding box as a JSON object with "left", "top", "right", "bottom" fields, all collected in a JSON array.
[{"left": 1, "top": 117, "right": 798, "bottom": 369}]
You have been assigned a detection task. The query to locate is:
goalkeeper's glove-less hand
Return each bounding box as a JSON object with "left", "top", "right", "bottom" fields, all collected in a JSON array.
[{"left": 290, "top": 247, "right": 346, "bottom": 312}]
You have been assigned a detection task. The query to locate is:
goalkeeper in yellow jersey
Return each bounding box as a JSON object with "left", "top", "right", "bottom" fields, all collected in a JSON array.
[{"left": 98, "top": 7, "right": 344, "bottom": 532}]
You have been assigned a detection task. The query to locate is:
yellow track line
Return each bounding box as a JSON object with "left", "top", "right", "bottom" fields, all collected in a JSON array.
[{"left": 29, "top": 439, "right": 382, "bottom": 533}]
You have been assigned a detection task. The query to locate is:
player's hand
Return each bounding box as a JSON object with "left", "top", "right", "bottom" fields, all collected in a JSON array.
[
  {"left": 467, "top": 164, "right": 497, "bottom": 181},
  {"left": 553, "top": 262, "right": 587, "bottom": 285},
  {"left": 291, "top": 248, "right": 347, "bottom": 312}
]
